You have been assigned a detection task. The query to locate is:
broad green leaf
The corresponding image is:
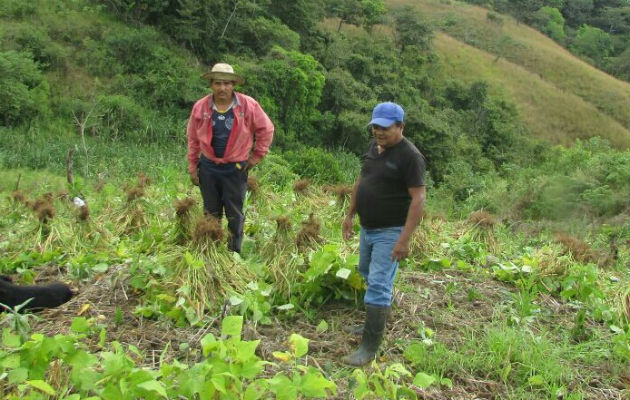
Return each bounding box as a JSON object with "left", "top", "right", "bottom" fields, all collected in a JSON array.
[
  {"left": 26, "top": 379, "right": 57, "bottom": 395},
  {"left": 2, "top": 329, "right": 21, "bottom": 348},
  {"left": 272, "top": 351, "right": 291, "bottom": 362},
  {"left": 8, "top": 367, "right": 28, "bottom": 384},
  {"left": 268, "top": 374, "right": 298, "bottom": 400},
  {"left": 244, "top": 380, "right": 267, "bottom": 400},
  {"left": 221, "top": 316, "right": 243, "bottom": 338},
  {"left": 0, "top": 353, "right": 20, "bottom": 368},
  {"left": 528, "top": 375, "right": 545, "bottom": 386},
  {"left": 440, "top": 377, "right": 453, "bottom": 389},
  {"left": 412, "top": 372, "right": 436, "bottom": 388},
  {"left": 200, "top": 333, "right": 217, "bottom": 357},
  {"left": 336, "top": 268, "right": 351, "bottom": 279},
  {"left": 235, "top": 339, "right": 260, "bottom": 362},
  {"left": 316, "top": 320, "right": 328, "bottom": 333},
  {"left": 229, "top": 296, "right": 244, "bottom": 306},
  {"left": 71, "top": 317, "right": 89, "bottom": 334},
  {"left": 298, "top": 366, "right": 336, "bottom": 397},
  {"left": 289, "top": 334, "right": 309, "bottom": 358},
  {"left": 137, "top": 380, "right": 167, "bottom": 398}
]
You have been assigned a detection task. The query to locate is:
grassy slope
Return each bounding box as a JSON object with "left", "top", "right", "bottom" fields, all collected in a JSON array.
[{"left": 386, "top": 0, "right": 630, "bottom": 148}]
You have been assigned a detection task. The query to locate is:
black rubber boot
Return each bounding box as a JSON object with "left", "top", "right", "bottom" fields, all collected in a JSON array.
[
  {"left": 342, "top": 305, "right": 390, "bottom": 366},
  {"left": 343, "top": 324, "right": 364, "bottom": 336},
  {"left": 343, "top": 308, "right": 390, "bottom": 336}
]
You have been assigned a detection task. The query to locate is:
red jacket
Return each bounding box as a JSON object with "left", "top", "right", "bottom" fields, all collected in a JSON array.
[{"left": 187, "top": 93, "right": 274, "bottom": 173}]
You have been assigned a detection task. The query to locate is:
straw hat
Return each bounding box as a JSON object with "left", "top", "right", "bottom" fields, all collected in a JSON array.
[{"left": 202, "top": 63, "right": 244, "bottom": 85}]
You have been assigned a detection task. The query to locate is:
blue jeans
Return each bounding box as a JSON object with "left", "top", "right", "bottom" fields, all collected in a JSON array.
[{"left": 358, "top": 226, "right": 403, "bottom": 307}]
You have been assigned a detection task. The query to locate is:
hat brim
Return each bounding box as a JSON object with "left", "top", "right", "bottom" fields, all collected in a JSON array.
[
  {"left": 201, "top": 71, "right": 244, "bottom": 85},
  {"left": 368, "top": 117, "right": 397, "bottom": 128}
]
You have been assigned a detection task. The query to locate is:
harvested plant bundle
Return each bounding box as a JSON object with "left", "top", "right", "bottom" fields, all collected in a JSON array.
[
  {"left": 193, "top": 215, "right": 224, "bottom": 252},
  {"left": 247, "top": 176, "right": 260, "bottom": 195},
  {"left": 296, "top": 213, "right": 322, "bottom": 249},
  {"left": 173, "top": 249, "right": 254, "bottom": 318},
  {"left": 554, "top": 233, "right": 596, "bottom": 264},
  {"left": 466, "top": 210, "right": 498, "bottom": 250}
]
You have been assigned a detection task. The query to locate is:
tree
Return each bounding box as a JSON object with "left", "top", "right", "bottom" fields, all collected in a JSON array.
[
  {"left": 571, "top": 24, "right": 614, "bottom": 61},
  {"left": 391, "top": 6, "right": 433, "bottom": 52},
  {"left": 562, "top": 0, "right": 594, "bottom": 27},
  {"left": 534, "top": 6, "right": 567, "bottom": 41}
]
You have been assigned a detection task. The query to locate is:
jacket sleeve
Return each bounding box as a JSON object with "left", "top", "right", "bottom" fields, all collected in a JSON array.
[
  {"left": 187, "top": 105, "right": 201, "bottom": 174},
  {"left": 250, "top": 100, "right": 274, "bottom": 160}
]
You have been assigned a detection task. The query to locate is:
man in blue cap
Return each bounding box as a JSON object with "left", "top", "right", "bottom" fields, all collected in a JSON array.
[{"left": 342, "top": 102, "right": 426, "bottom": 366}]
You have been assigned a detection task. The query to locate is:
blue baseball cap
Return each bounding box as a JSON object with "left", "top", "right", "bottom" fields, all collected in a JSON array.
[{"left": 368, "top": 102, "right": 404, "bottom": 127}]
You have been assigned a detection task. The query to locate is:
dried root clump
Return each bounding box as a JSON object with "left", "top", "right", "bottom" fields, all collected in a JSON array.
[
  {"left": 193, "top": 216, "right": 224, "bottom": 245},
  {"left": 175, "top": 197, "right": 196, "bottom": 219},
  {"left": 77, "top": 205, "right": 90, "bottom": 221},
  {"left": 467, "top": 210, "right": 498, "bottom": 250},
  {"left": 293, "top": 179, "right": 310, "bottom": 195},
  {"left": 31, "top": 194, "right": 55, "bottom": 224},
  {"left": 137, "top": 173, "right": 151, "bottom": 188},
  {"left": 296, "top": 213, "right": 322, "bottom": 249},
  {"left": 275, "top": 216, "right": 292, "bottom": 233},
  {"left": 467, "top": 210, "right": 497, "bottom": 229},
  {"left": 125, "top": 185, "right": 145, "bottom": 202},
  {"left": 332, "top": 184, "right": 353, "bottom": 206},
  {"left": 554, "top": 233, "right": 596, "bottom": 264},
  {"left": 247, "top": 176, "right": 260, "bottom": 195},
  {"left": 10, "top": 190, "right": 27, "bottom": 204}
]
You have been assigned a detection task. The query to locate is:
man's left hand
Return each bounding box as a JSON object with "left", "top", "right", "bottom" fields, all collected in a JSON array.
[
  {"left": 246, "top": 156, "right": 260, "bottom": 171},
  {"left": 391, "top": 239, "right": 410, "bottom": 261}
]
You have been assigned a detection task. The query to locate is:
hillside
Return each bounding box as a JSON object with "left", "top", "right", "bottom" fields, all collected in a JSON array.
[{"left": 385, "top": 0, "right": 630, "bottom": 148}]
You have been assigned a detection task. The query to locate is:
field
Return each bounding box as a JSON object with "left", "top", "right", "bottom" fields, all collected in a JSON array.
[{"left": 0, "top": 154, "right": 628, "bottom": 399}]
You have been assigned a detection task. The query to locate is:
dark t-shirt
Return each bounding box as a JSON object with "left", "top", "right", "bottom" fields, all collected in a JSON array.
[
  {"left": 211, "top": 107, "right": 235, "bottom": 158},
  {"left": 356, "top": 137, "right": 426, "bottom": 229}
]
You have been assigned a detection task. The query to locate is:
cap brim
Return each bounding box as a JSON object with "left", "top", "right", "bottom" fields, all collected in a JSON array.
[
  {"left": 368, "top": 118, "right": 396, "bottom": 128},
  {"left": 201, "top": 71, "right": 244, "bottom": 85}
]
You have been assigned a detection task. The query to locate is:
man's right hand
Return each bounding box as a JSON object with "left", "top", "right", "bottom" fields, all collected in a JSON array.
[
  {"left": 342, "top": 215, "right": 354, "bottom": 241},
  {"left": 190, "top": 169, "right": 199, "bottom": 186}
]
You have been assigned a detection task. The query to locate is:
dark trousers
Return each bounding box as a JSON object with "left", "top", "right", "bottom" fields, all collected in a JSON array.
[{"left": 198, "top": 157, "right": 247, "bottom": 253}]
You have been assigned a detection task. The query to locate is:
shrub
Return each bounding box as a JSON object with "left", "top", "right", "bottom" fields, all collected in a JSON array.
[
  {"left": 95, "top": 95, "right": 151, "bottom": 141},
  {"left": 0, "top": 50, "right": 50, "bottom": 126},
  {"left": 256, "top": 153, "right": 299, "bottom": 189},
  {"left": 284, "top": 147, "right": 345, "bottom": 184}
]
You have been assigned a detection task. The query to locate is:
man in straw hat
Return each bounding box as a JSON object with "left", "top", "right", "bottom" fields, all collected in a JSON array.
[
  {"left": 342, "top": 102, "right": 426, "bottom": 366},
  {"left": 187, "top": 63, "right": 274, "bottom": 253}
]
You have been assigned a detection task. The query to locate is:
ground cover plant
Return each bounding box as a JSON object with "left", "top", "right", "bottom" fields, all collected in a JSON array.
[{"left": 0, "top": 150, "right": 627, "bottom": 399}]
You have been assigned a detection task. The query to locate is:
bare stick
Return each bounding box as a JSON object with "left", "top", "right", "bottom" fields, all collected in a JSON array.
[
  {"left": 15, "top": 173, "right": 22, "bottom": 191},
  {"left": 220, "top": 1, "right": 240, "bottom": 38},
  {"left": 66, "top": 148, "right": 75, "bottom": 186}
]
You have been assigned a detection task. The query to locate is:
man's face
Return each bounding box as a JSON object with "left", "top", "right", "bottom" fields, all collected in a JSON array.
[
  {"left": 371, "top": 123, "right": 403, "bottom": 148},
  {"left": 211, "top": 80, "right": 235, "bottom": 102}
]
